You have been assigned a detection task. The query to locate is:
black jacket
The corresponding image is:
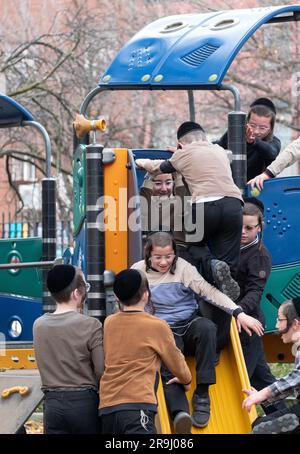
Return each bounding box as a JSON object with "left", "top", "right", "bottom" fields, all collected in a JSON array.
[
  {"left": 236, "top": 240, "right": 272, "bottom": 321},
  {"left": 215, "top": 132, "right": 281, "bottom": 180}
]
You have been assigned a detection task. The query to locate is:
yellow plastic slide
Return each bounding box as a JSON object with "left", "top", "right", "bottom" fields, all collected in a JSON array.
[{"left": 156, "top": 320, "right": 257, "bottom": 434}]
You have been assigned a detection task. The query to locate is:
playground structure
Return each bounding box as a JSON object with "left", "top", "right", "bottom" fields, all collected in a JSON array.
[{"left": 1, "top": 4, "right": 300, "bottom": 433}]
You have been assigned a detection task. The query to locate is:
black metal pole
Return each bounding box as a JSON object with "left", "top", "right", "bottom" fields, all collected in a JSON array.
[
  {"left": 188, "top": 90, "right": 195, "bottom": 122},
  {"left": 42, "top": 178, "right": 56, "bottom": 313},
  {"left": 85, "top": 142, "right": 106, "bottom": 321},
  {"left": 219, "top": 84, "right": 247, "bottom": 191},
  {"left": 23, "top": 121, "right": 56, "bottom": 313},
  {"left": 227, "top": 111, "right": 247, "bottom": 192}
]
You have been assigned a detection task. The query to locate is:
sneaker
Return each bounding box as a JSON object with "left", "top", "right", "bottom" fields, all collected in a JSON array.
[
  {"left": 173, "top": 411, "right": 192, "bottom": 434},
  {"left": 192, "top": 393, "right": 210, "bottom": 428},
  {"left": 252, "top": 413, "right": 299, "bottom": 434},
  {"left": 211, "top": 259, "right": 240, "bottom": 301}
]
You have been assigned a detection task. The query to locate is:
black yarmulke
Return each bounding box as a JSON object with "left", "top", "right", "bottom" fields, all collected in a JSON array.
[
  {"left": 113, "top": 269, "right": 142, "bottom": 302},
  {"left": 177, "top": 121, "right": 204, "bottom": 140},
  {"left": 250, "top": 98, "right": 276, "bottom": 115},
  {"left": 243, "top": 197, "right": 265, "bottom": 215},
  {"left": 47, "top": 264, "right": 76, "bottom": 294},
  {"left": 292, "top": 297, "right": 300, "bottom": 318}
]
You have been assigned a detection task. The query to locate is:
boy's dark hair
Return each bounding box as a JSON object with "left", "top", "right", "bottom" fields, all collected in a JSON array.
[
  {"left": 250, "top": 98, "right": 276, "bottom": 115},
  {"left": 177, "top": 121, "right": 205, "bottom": 140},
  {"left": 144, "top": 231, "right": 177, "bottom": 274},
  {"left": 47, "top": 266, "right": 85, "bottom": 303},
  {"left": 113, "top": 269, "right": 150, "bottom": 307},
  {"left": 243, "top": 197, "right": 264, "bottom": 215}
]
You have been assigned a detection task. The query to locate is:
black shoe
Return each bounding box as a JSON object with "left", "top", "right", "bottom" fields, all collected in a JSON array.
[
  {"left": 173, "top": 411, "right": 192, "bottom": 434},
  {"left": 211, "top": 259, "right": 240, "bottom": 301},
  {"left": 252, "top": 413, "right": 299, "bottom": 434},
  {"left": 192, "top": 394, "right": 210, "bottom": 428}
]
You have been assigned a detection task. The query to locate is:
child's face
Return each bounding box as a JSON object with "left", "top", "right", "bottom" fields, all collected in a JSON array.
[
  {"left": 149, "top": 244, "right": 175, "bottom": 274},
  {"left": 152, "top": 174, "right": 174, "bottom": 197},
  {"left": 241, "top": 214, "right": 260, "bottom": 245},
  {"left": 247, "top": 113, "right": 271, "bottom": 140}
]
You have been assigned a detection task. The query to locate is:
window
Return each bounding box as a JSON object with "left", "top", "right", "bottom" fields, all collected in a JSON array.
[{"left": 11, "top": 158, "right": 36, "bottom": 183}]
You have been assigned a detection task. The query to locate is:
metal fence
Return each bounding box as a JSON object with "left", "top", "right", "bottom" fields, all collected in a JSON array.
[{"left": 0, "top": 213, "right": 72, "bottom": 257}]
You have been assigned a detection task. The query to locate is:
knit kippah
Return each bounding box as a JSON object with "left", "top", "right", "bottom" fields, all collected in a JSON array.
[
  {"left": 292, "top": 297, "right": 300, "bottom": 318},
  {"left": 177, "top": 121, "right": 204, "bottom": 140},
  {"left": 250, "top": 98, "right": 276, "bottom": 115},
  {"left": 47, "top": 264, "right": 76, "bottom": 294},
  {"left": 113, "top": 269, "right": 142, "bottom": 302}
]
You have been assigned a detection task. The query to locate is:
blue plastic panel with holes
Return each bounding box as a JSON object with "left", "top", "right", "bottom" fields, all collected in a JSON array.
[
  {"left": 246, "top": 177, "right": 300, "bottom": 266},
  {"left": 99, "top": 6, "right": 300, "bottom": 89}
]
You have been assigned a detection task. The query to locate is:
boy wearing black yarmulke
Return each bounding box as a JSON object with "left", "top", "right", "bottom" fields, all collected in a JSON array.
[
  {"left": 243, "top": 297, "right": 300, "bottom": 434},
  {"left": 33, "top": 264, "right": 104, "bottom": 434},
  {"left": 99, "top": 268, "right": 192, "bottom": 434},
  {"left": 216, "top": 97, "right": 281, "bottom": 180}
]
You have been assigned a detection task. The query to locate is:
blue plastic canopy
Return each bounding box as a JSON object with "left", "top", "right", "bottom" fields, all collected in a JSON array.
[
  {"left": 99, "top": 5, "right": 300, "bottom": 89},
  {"left": 0, "top": 94, "right": 34, "bottom": 128}
]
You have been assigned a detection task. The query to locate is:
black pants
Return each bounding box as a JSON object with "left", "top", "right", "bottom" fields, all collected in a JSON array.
[
  {"left": 191, "top": 197, "right": 243, "bottom": 279},
  {"left": 240, "top": 332, "right": 286, "bottom": 415},
  {"left": 101, "top": 409, "right": 156, "bottom": 434},
  {"left": 198, "top": 299, "right": 232, "bottom": 353},
  {"left": 44, "top": 389, "right": 101, "bottom": 434},
  {"left": 252, "top": 402, "right": 300, "bottom": 433},
  {"left": 176, "top": 246, "right": 232, "bottom": 353},
  {"left": 177, "top": 243, "right": 211, "bottom": 279},
  {"left": 161, "top": 314, "right": 216, "bottom": 418}
]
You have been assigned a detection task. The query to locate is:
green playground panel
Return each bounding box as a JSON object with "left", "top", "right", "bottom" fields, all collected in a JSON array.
[
  {"left": 0, "top": 237, "right": 42, "bottom": 298},
  {"left": 73, "top": 144, "right": 86, "bottom": 236},
  {"left": 261, "top": 262, "right": 300, "bottom": 333}
]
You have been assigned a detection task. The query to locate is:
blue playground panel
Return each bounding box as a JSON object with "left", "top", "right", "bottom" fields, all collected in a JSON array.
[
  {"left": 0, "top": 294, "right": 42, "bottom": 342},
  {"left": 131, "top": 149, "right": 171, "bottom": 189},
  {"left": 246, "top": 176, "right": 300, "bottom": 266},
  {"left": 99, "top": 6, "right": 300, "bottom": 89},
  {"left": 0, "top": 94, "right": 34, "bottom": 127}
]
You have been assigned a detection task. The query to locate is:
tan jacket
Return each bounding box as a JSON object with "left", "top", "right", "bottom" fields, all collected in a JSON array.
[{"left": 137, "top": 141, "right": 242, "bottom": 203}]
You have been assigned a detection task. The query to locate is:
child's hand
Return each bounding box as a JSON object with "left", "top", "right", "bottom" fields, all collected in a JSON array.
[
  {"left": 166, "top": 146, "right": 177, "bottom": 153},
  {"left": 166, "top": 377, "right": 191, "bottom": 391},
  {"left": 246, "top": 124, "right": 255, "bottom": 143}
]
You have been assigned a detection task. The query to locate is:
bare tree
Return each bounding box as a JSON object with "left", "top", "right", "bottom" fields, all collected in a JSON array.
[{"left": 0, "top": 0, "right": 298, "bottom": 219}]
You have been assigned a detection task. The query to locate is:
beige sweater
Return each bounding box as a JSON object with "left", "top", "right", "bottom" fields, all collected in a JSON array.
[
  {"left": 267, "top": 137, "right": 300, "bottom": 177},
  {"left": 137, "top": 141, "right": 242, "bottom": 203}
]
